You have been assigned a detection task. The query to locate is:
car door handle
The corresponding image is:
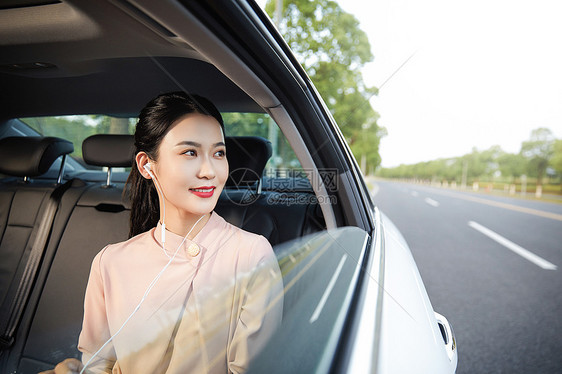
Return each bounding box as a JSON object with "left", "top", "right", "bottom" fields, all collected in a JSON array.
[{"left": 435, "top": 312, "right": 457, "bottom": 361}]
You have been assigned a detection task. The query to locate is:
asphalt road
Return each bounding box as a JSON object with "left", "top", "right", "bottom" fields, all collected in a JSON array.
[{"left": 371, "top": 180, "right": 562, "bottom": 374}]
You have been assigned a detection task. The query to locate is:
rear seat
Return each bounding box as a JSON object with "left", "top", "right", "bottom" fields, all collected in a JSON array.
[
  {"left": 216, "top": 136, "right": 325, "bottom": 245},
  {"left": 0, "top": 134, "right": 325, "bottom": 373},
  {"left": 0, "top": 135, "right": 134, "bottom": 373},
  {"left": 0, "top": 137, "right": 73, "bottom": 353}
]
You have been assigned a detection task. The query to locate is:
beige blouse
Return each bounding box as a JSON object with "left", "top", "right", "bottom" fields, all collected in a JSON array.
[{"left": 78, "top": 212, "right": 283, "bottom": 374}]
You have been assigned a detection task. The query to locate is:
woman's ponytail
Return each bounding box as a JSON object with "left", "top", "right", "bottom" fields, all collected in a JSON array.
[{"left": 126, "top": 163, "right": 160, "bottom": 238}]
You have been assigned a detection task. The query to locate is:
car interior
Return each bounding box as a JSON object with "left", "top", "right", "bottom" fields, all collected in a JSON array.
[{"left": 0, "top": 0, "right": 348, "bottom": 372}]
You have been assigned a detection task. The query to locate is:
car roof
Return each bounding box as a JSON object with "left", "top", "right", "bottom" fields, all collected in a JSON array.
[{"left": 0, "top": 0, "right": 263, "bottom": 118}]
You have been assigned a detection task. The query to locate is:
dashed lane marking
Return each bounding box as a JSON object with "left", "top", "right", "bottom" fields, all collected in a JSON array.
[
  {"left": 468, "top": 221, "right": 557, "bottom": 270},
  {"left": 309, "top": 254, "right": 348, "bottom": 323},
  {"left": 424, "top": 197, "right": 440, "bottom": 207}
]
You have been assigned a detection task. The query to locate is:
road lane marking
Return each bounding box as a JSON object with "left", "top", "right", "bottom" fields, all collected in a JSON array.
[
  {"left": 310, "top": 254, "right": 348, "bottom": 323},
  {"left": 468, "top": 221, "right": 557, "bottom": 270},
  {"left": 425, "top": 197, "right": 440, "bottom": 207},
  {"left": 422, "top": 188, "right": 562, "bottom": 221}
]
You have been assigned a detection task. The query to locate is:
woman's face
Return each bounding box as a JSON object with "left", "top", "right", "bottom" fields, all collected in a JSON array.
[{"left": 151, "top": 113, "right": 228, "bottom": 219}]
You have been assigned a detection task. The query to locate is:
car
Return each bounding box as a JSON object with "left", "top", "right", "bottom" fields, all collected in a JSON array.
[{"left": 0, "top": 0, "right": 457, "bottom": 373}]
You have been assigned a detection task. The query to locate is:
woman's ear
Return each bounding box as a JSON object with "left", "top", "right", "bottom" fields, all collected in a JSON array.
[{"left": 136, "top": 152, "right": 153, "bottom": 180}]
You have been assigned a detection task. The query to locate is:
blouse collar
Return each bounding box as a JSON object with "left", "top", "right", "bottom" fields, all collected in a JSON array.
[{"left": 152, "top": 211, "right": 219, "bottom": 260}]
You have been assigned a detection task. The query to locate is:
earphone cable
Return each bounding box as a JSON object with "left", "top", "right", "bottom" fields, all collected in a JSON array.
[{"left": 79, "top": 214, "right": 207, "bottom": 374}]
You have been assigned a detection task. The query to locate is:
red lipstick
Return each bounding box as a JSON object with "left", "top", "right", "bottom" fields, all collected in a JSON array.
[{"left": 190, "top": 186, "right": 215, "bottom": 198}]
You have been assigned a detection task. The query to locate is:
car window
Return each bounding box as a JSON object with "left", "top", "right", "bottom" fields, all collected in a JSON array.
[
  {"left": 222, "top": 112, "right": 302, "bottom": 175},
  {"left": 20, "top": 115, "right": 136, "bottom": 170},
  {"left": 20, "top": 113, "right": 302, "bottom": 175},
  {"left": 249, "top": 227, "right": 369, "bottom": 373}
]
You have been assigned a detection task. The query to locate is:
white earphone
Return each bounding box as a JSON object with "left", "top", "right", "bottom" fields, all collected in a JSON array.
[
  {"left": 144, "top": 162, "right": 166, "bottom": 243},
  {"left": 79, "top": 213, "right": 206, "bottom": 374},
  {"left": 143, "top": 162, "right": 154, "bottom": 176},
  {"left": 80, "top": 161, "right": 206, "bottom": 374}
]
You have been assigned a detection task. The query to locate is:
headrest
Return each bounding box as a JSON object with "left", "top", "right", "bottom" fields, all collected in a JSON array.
[
  {"left": 0, "top": 136, "right": 74, "bottom": 177},
  {"left": 225, "top": 136, "right": 272, "bottom": 187},
  {"left": 82, "top": 134, "right": 135, "bottom": 167}
]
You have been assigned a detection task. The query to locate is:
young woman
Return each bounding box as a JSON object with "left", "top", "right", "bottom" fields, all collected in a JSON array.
[{"left": 42, "top": 92, "right": 283, "bottom": 374}]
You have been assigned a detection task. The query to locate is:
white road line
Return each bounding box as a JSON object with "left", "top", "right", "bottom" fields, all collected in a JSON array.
[
  {"left": 425, "top": 197, "right": 440, "bottom": 207},
  {"left": 309, "top": 254, "right": 348, "bottom": 323},
  {"left": 468, "top": 221, "right": 557, "bottom": 270}
]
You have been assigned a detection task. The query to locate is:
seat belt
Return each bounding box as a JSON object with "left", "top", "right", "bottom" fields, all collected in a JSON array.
[{"left": 0, "top": 180, "right": 71, "bottom": 351}]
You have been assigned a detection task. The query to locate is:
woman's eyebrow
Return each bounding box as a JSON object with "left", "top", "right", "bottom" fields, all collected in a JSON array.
[
  {"left": 175, "top": 140, "right": 201, "bottom": 147},
  {"left": 175, "top": 141, "right": 225, "bottom": 147}
]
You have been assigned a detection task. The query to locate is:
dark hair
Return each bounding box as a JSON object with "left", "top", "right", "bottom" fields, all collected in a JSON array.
[{"left": 126, "top": 92, "right": 224, "bottom": 238}]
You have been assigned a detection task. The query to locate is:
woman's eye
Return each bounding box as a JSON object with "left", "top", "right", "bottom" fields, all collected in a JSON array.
[
  {"left": 183, "top": 149, "right": 196, "bottom": 156},
  {"left": 214, "top": 150, "right": 226, "bottom": 157}
]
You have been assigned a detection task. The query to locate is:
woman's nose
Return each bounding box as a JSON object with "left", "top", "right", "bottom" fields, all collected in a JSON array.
[{"left": 197, "top": 156, "right": 216, "bottom": 179}]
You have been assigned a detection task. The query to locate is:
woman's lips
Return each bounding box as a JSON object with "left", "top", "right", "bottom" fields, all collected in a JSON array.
[{"left": 189, "top": 186, "right": 215, "bottom": 198}]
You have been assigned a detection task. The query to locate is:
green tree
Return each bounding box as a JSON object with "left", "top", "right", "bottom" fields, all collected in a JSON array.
[
  {"left": 376, "top": 146, "right": 509, "bottom": 184},
  {"left": 265, "top": 0, "right": 383, "bottom": 173},
  {"left": 460, "top": 148, "right": 486, "bottom": 182},
  {"left": 520, "top": 127, "right": 555, "bottom": 187},
  {"left": 498, "top": 152, "right": 525, "bottom": 181},
  {"left": 550, "top": 139, "right": 562, "bottom": 184},
  {"left": 222, "top": 113, "right": 269, "bottom": 138}
]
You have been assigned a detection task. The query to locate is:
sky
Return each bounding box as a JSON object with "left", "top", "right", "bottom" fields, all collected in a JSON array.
[{"left": 259, "top": 0, "right": 562, "bottom": 168}]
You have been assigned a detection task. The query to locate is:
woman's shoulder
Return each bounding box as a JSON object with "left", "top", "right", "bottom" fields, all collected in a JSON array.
[
  {"left": 212, "top": 212, "right": 274, "bottom": 261},
  {"left": 95, "top": 229, "right": 155, "bottom": 264},
  {"left": 213, "top": 212, "right": 270, "bottom": 246}
]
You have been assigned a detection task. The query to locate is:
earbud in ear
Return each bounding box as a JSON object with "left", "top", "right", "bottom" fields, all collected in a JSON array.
[
  {"left": 143, "top": 163, "right": 155, "bottom": 179},
  {"left": 142, "top": 162, "right": 164, "bottom": 242}
]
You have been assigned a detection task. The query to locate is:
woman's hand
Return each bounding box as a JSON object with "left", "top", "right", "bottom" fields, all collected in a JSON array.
[{"left": 39, "top": 358, "right": 84, "bottom": 374}]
